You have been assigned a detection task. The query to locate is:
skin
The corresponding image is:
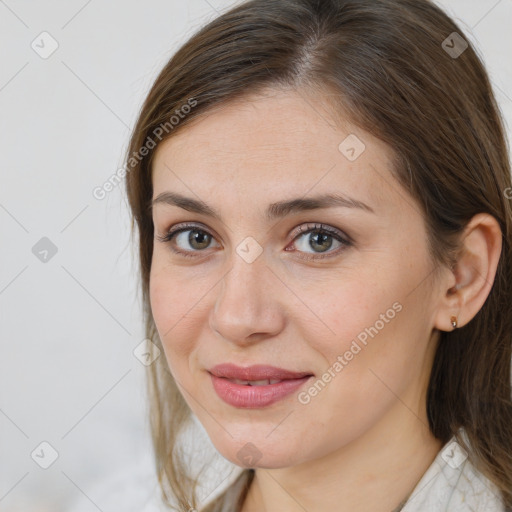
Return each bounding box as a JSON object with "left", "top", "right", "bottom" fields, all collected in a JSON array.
[{"left": 149, "top": 87, "right": 502, "bottom": 512}]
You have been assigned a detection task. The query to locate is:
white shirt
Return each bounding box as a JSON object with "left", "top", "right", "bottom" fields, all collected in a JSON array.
[{"left": 66, "top": 420, "right": 506, "bottom": 512}]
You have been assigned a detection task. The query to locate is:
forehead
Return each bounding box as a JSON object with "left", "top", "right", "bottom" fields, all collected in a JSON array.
[{"left": 151, "top": 88, "right": 397, "bottom": 213}]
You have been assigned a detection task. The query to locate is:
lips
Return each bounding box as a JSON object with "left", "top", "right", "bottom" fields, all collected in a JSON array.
[
  {"left": 208, "top": 363, "right": 314, "bottom": 407},
  {"left": 209, "top": 363, "right": 313, "bottom": 382}
]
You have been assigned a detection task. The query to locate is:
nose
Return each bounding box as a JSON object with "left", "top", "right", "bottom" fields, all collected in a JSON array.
[{"left": 209, "top": 249, "right": 286, "bottom": 346}]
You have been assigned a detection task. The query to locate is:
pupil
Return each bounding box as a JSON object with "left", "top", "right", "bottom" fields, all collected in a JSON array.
[
  {"left": 190, "top": 230, "right": 210, "bottom": 249},
  {"left": 310, "top": 232, "right": 332, "bottom": 252}
]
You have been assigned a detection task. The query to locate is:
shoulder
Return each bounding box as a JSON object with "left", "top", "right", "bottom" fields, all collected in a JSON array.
[{"left": 401, "top": 435, "right": 506, "bottom": 512}]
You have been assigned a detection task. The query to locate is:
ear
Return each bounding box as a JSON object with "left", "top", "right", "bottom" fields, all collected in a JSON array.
[{"left": 433, "top": 213, "right": 502, "bottom": 332}]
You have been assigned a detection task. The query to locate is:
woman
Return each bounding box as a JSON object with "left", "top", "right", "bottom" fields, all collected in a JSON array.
[{"left": 125, "top": 0, "right": 512, "bottom": 510}]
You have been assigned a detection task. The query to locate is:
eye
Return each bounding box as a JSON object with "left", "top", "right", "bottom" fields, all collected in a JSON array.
[
  {"left": 155, "top": 223, "right": 220, "bottom": 258},
  {"left": 287, "top": 223, "right": 352, "bottom": 260}
]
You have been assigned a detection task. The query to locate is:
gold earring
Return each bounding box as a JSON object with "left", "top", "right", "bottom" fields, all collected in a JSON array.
[{"left": 450, "top": 316, "right": 458, "bottom": 329}]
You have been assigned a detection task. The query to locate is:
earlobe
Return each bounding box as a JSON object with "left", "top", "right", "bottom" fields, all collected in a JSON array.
[{"left": 433, "top": 213, "right": 502, "bottom": 332}]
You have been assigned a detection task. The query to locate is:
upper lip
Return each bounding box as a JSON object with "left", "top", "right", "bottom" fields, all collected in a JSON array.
[{"left": 209, "top": 363, "right": 313, "bottom": 381}]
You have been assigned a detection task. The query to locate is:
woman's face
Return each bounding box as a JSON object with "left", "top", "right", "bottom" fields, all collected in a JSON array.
[{"left": 149, "top": 88, "right": 444, "bottom": 468}]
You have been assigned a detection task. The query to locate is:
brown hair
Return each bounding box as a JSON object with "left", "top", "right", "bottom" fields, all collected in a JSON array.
[{"left": 124, "top": 0, "right": 512, "bottom": 509}]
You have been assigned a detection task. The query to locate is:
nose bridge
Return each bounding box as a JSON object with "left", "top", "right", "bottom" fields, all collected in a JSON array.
[{"left": 210, "top": 244, "right": 284, "bottom": 343}]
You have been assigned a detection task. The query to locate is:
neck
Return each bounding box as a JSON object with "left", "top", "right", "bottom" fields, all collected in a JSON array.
[{"left": 240, "top": 410, "right": 442, "bottom": 512}]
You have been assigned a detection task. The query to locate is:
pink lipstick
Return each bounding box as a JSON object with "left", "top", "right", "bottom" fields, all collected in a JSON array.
[{"left": 209, "top": 363, "right": 313, "bottom": 408}]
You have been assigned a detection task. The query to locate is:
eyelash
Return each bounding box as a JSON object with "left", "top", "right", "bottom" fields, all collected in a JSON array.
[{"left": 155, "top": 222, "right": 353, "bottom": 261}]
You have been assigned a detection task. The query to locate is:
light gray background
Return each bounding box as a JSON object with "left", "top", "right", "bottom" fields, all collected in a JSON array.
[{"left": 1, "top": 1, "right": 511, "bottom": 511}]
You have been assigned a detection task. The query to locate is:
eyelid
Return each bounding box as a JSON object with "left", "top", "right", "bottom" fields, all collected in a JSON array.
[
  {"left": 289, "top": 222, "right": 352, "bottom": 245},
  {"left": 167, "top": 220, "right": 213, "bottom": 234}
]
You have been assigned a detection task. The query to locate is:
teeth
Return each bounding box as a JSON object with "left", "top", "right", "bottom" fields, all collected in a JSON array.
[
  {"left": 249, "top": 379, "right": 270, "bottom": 386},
  {"left": 230, "top": 378, "right": 283, "bottom": 386}
]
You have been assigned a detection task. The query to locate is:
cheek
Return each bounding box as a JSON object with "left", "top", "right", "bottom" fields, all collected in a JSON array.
[
  {"left": 149, "top": 260, "right": 204, "bottom": 365},
  {"left": 290, "top": 264, "right": 395, "bottom": 352},
  {"left": 300, "top": 255, "right": 432, "bottom": 390},
  {"left": 292, "top": 299, "right": 426, "bottom": 449}
]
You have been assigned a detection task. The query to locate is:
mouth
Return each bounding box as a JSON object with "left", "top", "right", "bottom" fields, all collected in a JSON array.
[
  {"left": 209, "top": 362, "right": 313, "bottom": 381},
  {"left": 208, "top": 364, "right": 314, "bottom": 408}
]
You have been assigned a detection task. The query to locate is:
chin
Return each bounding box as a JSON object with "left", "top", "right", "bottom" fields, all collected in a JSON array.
[{"left": 206, "top": 428, "right": 306, "bottom": 469}]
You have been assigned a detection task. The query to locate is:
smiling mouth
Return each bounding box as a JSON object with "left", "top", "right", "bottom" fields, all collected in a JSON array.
[{"left": 210, "top": 374, "right": 313, "bottom": 408}]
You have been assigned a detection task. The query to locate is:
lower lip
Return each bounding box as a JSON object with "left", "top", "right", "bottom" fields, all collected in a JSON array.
[{"left": 210, "top": 374, "right": 312, "bottom": 408}]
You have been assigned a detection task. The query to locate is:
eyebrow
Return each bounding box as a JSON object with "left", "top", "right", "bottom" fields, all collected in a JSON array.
[{"left": 150, "top": 191, "right": 375, "bottom": 220}]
